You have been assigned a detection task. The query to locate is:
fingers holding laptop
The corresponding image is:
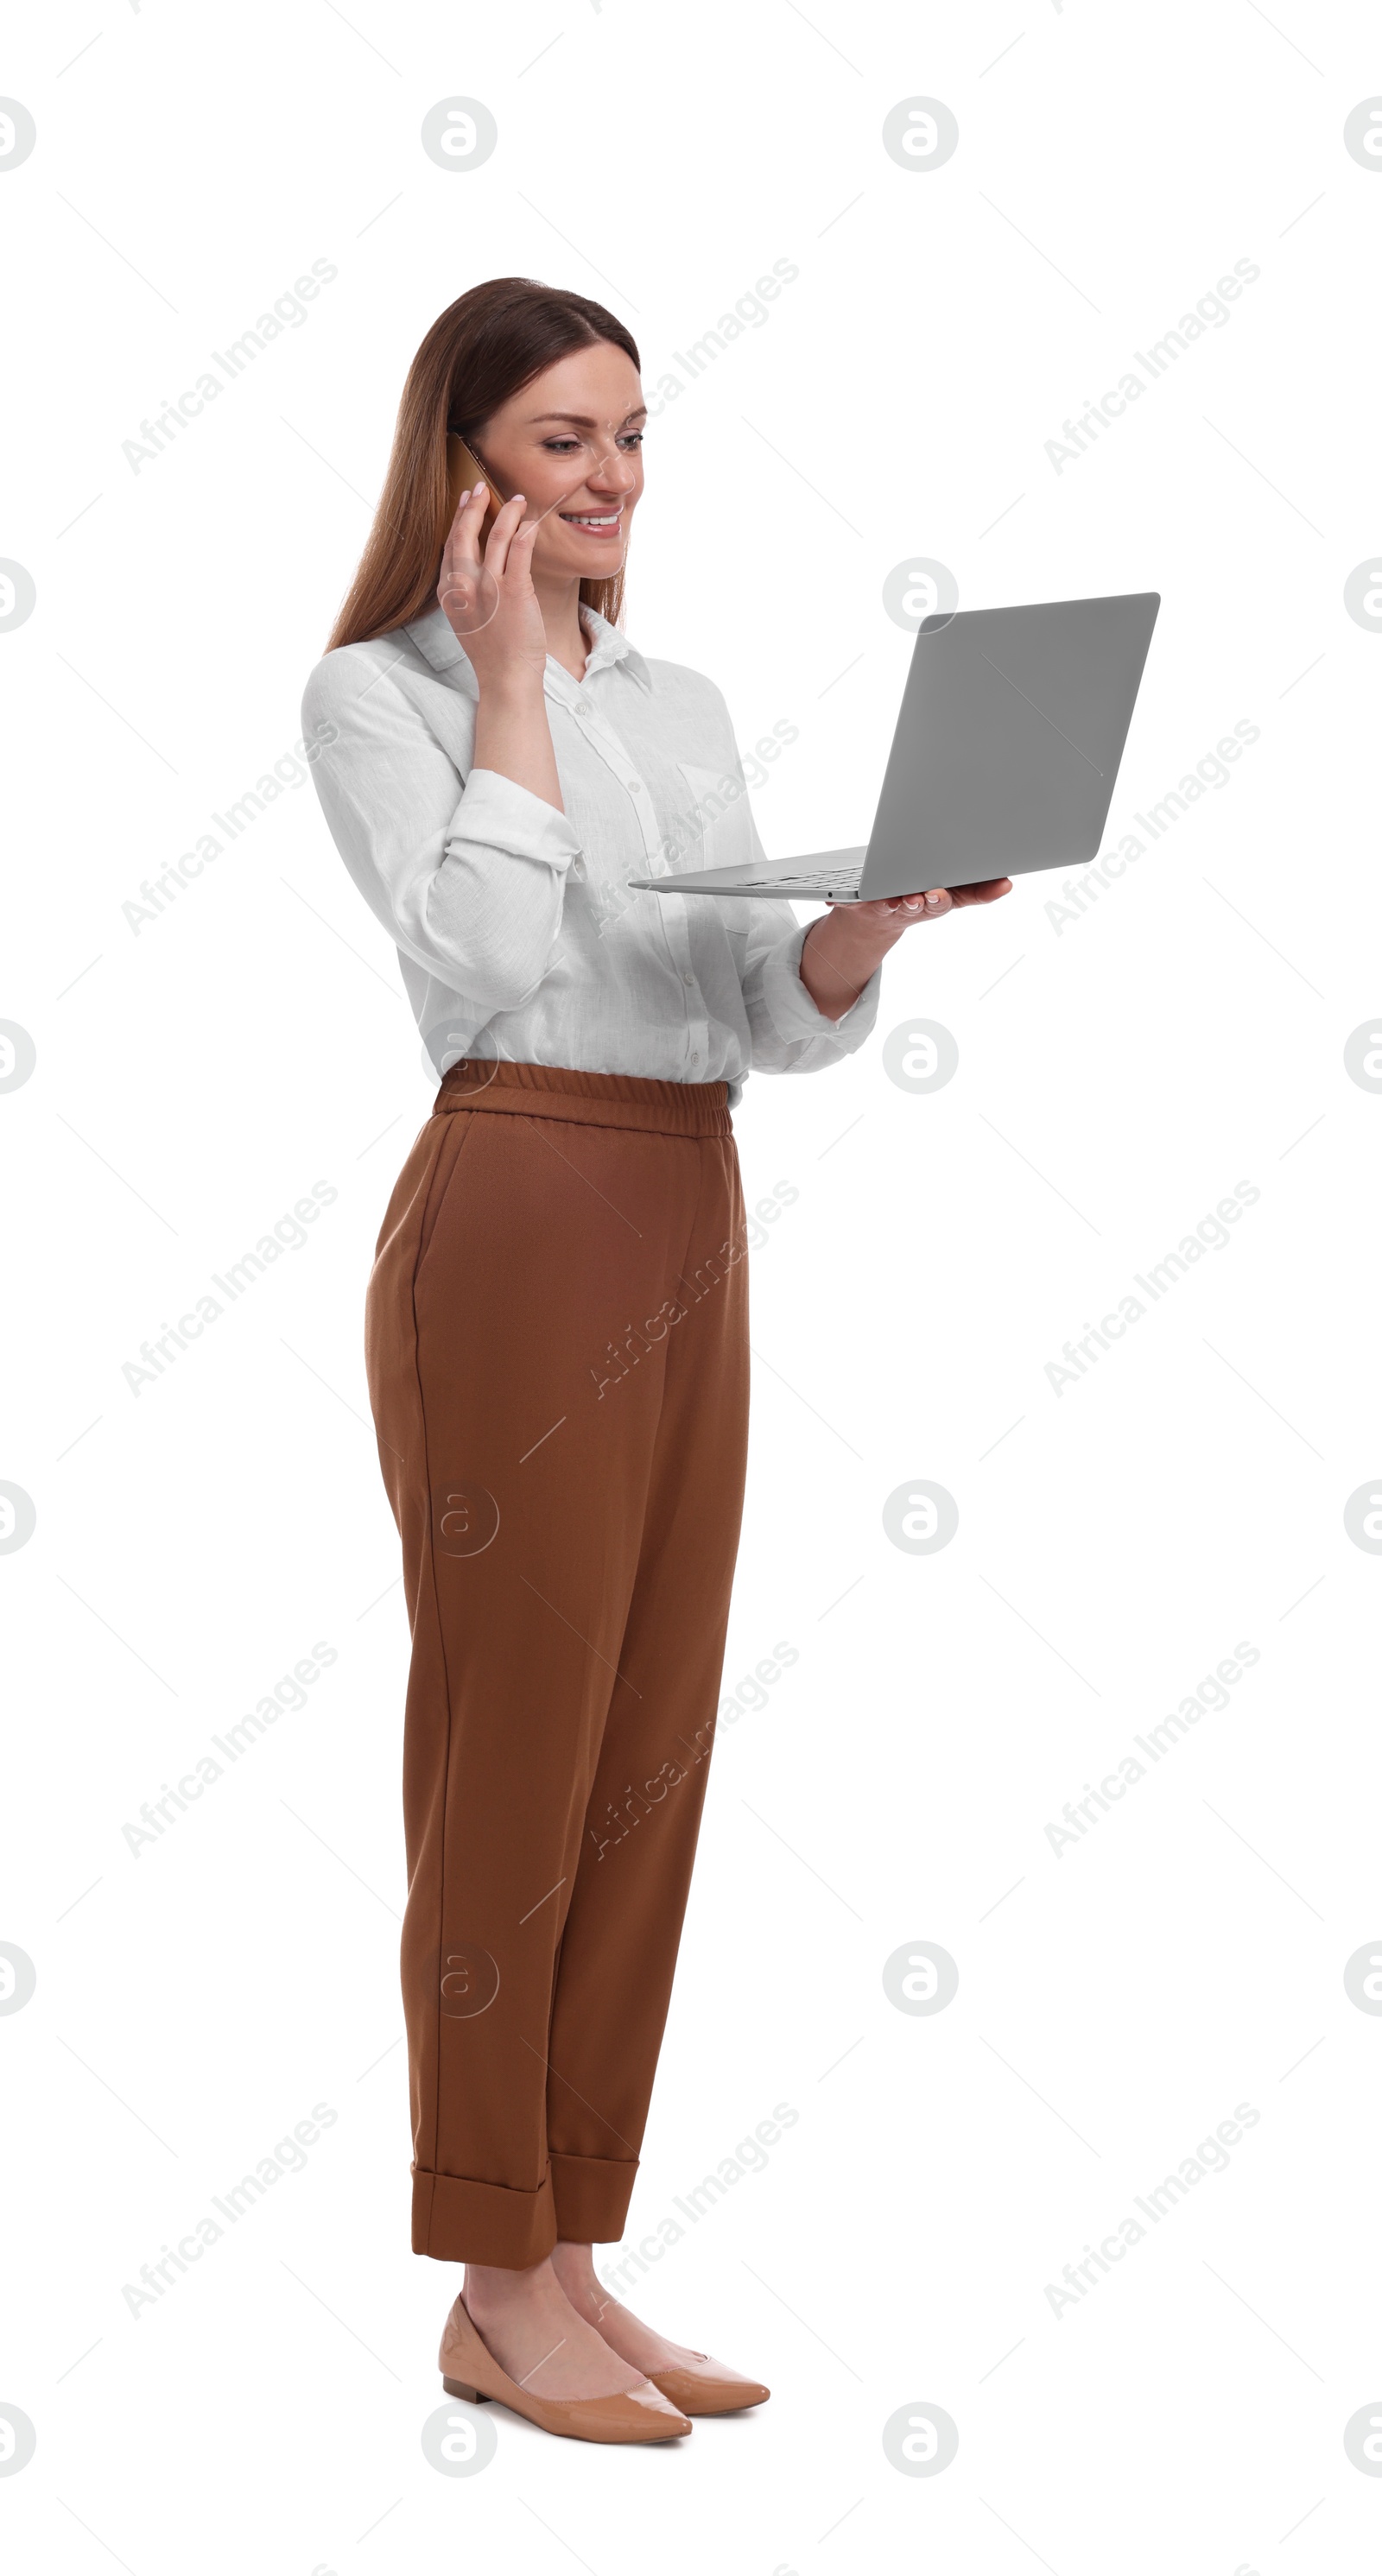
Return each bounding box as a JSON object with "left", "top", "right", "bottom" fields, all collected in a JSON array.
[
  {"left": 845, "top": 877, "right": 1013, "bottom": 925},
  {"left": 939, "top": 877, "right": 1013, "bottom": 910}
]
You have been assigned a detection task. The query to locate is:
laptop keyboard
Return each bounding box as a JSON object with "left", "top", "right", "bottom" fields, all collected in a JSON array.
[{"left": 738, "top": 866, "right": 864, "bottom": 894}]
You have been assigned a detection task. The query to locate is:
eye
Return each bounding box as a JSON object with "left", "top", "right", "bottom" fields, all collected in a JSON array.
[
  {"left": 618, "top": 431, "right": 644, "bottom": 449},
  {"left": 542, "top": 437, "right": 581, "bottom": 453}
]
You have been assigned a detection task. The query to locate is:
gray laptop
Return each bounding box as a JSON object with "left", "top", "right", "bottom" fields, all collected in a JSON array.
[{"left": 628, "top": 591, "right": 1160, "bottom": 902}]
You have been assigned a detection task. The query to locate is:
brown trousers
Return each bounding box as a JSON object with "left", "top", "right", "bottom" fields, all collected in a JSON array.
[{"left": 365, "top": 1060, "right": 751, "bottom": 2267}]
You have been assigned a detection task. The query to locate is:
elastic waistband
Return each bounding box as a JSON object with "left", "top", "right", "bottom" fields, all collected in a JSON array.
[{"left": 433, "top": 1058, "right": 733, "bottom": 1138}]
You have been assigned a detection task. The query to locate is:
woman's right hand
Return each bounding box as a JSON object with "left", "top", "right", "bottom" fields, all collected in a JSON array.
[{"left": 437, "top": 481, "right": 548, "bottom": 695}]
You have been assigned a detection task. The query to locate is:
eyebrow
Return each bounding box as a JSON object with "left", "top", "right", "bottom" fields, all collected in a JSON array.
[{"left": 526, "top": 407, "right": 648, "bottom": 428}]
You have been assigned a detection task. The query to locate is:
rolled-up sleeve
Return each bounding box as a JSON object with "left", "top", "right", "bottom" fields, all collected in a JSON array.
[
  {"left": 301, "top": 651, "right": 581, "bottom": 1011},
  {"left": 740, "top": 909, "right": 882, "bottom": 1072}
]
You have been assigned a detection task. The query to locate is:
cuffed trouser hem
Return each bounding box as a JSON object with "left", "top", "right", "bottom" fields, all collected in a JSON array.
[
  {"left": 550, "top": 2151, "right": 639, "bottom": 2246},
  {"left": 413, "top": 2165, "right": 557, "bottom": 2269},
  {"left": 411, "top": 2154, "right": 640, "bottom": 2265}
]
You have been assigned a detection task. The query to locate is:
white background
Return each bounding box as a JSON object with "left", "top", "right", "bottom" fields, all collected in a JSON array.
[{"left": 3, "top": 3, "right": 1381, "bottom": 2570}]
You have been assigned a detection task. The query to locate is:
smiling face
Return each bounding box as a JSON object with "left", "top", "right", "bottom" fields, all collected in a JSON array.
[{"left": 466, "top": 340, "right": 645, "bottom": 584}]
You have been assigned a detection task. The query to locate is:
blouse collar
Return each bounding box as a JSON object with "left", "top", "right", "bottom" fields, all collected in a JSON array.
[{"left": 402, "top": 600, "right": 652, "bottom": 697}]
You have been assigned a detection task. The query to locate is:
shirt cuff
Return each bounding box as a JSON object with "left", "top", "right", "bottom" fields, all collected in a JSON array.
[
  {"left": 757, "top": 920, "right": 882, "bottom": 1048},
  {"left": 447, "top": 767, "right": 583, "bottom": 870}
]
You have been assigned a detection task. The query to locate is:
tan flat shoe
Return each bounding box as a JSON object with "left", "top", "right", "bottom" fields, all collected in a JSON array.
[
  {"left": 438, "top": 2294, "right": 692, "bottom": 2446},
  {"left": 647, "top": 2353, "right": 770, "bottom": 2415}
]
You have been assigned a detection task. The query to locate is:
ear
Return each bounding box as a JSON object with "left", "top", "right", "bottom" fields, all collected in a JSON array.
[{"left": 445, "top": 434, "right": 498, "bottom": 534}]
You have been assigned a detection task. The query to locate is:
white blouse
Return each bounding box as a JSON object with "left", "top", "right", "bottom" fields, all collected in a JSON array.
[{"left": 301, "top": 603, "right": 880, "bottom": 1108}]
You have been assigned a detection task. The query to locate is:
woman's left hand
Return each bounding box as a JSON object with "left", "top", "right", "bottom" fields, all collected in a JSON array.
[{"left": 799, "top": 877, "right": 1012, "bottom": 1022}]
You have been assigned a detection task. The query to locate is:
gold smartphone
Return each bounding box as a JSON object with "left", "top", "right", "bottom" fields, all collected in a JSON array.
[{"left": 445, "top": 432, "right": 500, "bottom": 532}]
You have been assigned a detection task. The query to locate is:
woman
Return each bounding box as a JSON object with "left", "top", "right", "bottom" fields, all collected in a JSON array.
[{"left": 302, "top": 276, "right": 1010, "bottom": 2446}]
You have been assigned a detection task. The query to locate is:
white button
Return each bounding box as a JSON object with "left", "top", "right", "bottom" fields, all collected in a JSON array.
[{"left": 683, "top": 973, "right": 695, "bottom": 987}]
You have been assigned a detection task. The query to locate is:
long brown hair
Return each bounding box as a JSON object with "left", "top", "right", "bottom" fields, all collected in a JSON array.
[{"left": 326, "top": 278, "right": 641, "bottom": 653}]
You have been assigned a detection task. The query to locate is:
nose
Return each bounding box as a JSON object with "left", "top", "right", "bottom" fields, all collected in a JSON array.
[{"left": 586, "top": 441, "right": 639, "bottom": 494}]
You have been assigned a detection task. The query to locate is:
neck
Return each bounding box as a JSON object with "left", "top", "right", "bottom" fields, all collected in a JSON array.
[{"left": 533, "top": 570, "right": 589, "bottom": 679}]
